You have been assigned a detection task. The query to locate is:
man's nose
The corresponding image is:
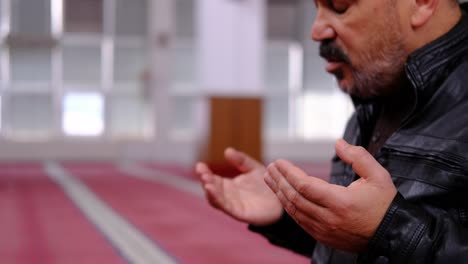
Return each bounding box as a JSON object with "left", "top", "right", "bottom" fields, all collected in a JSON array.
[{"left": 310, "top": 11, "right": 336, "bottom": 42}]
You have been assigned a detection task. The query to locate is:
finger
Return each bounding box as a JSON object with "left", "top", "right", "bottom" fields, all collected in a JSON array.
[
  {"left": 287, "top": 205, "right": 327, "bottom": 237},
  {"left": 204, "top": 182, "right": 225, "bottom": 209},
  {"left": 195, "top": 162, "right": 213, "bottom": 176},
  {"left": 335, "top": 139, "right": 390, "bottom": 182},
  {"left": 283, "top": 208, "right": 334, "bottom": 247},
  {"left": 273, "top": 179, "right": 333, "bottom": 238},
  {"left": 267, "top": 164, "right": 328, "bottom": 216},
  {"left": 202, "top": 172, "right": 223, "bottom": 192},
  {"left": 264, "top": 170, "right": 279, "bottom": 193},
  {"left": 196, "top": 164, "right": 236, "bottom": 216},
  {"left": 203, "top": 176, "right": 233, "bottom": 211},
  {"left": 273, "top": 159, "right": 331, "bottom": 207},
  {"left": 195, "top": 162, "right": 219, "bottom": 187},
  {"left": 274, "top": 186, "right": 338, "bottom": 246},
  {"left": 225, "top": 147, "right": 264, "bottom": 173}
]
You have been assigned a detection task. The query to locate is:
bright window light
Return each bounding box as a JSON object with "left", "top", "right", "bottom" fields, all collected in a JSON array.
[
  {"left": 288, "top": 42, "right": 303, "bottom": 92},
  {"left": 299, "top": 91, "right": 354, "bottom": 140},
  {"left": 63, "top": 92, "right": 104, "bottom": 136},
  {"left": 51, "top": 0, "right": 63, "bottom": 37}
]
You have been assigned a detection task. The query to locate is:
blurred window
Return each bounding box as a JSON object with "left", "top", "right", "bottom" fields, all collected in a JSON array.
[
  {"left": 3, "top": 93, "right": 53, "bottom": 138},
  {"left": 64, "top": 0, "right": 103, "bottom": 33},
  {"left": 11, "top": 0, "right": 51, "bottom": 36},
  {"left": 62, "top": 92, "right": 104, "bottom": 136},
  {"left": 108, "top": 92, "right": 150, "bottom": 139},
  {"left": 0, "top": 0, "right": 152, "bottom": 141},
  {"left": 265, "top": 0, "right": 353, "bottom": 141},
  {"left": 169, "top": 0, "right": 197, "bottom": 139},
  {"left": 115, "top": 0, "right": 147, "bottom": 37},
  {"left": 63, "top": 44, "right": 101, "bottom": 86}
]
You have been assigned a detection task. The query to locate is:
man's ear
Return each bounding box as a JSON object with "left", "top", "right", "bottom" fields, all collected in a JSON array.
[{"left": 411, "top": 0, "right": 439, "bottom": 27}]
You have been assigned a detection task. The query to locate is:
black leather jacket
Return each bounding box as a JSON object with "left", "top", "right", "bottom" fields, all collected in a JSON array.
[{"left": 251, "top": 3, "right": 468, "bottom": 263}]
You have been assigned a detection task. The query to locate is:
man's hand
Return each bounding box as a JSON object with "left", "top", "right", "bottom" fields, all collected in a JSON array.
[
  {"left": 264, "top": 139, "right": 397, "bottom": 252},
  {"left": 196, "top": 148, "right": 283, "bottom": 226}
]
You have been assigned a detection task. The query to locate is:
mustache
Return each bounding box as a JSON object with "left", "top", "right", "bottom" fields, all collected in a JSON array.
[{"left": 319, "top": 41, "right": 350, "bottom": 64}]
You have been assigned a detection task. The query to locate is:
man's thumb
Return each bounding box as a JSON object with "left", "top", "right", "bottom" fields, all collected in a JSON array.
[{"left": 335, "top": 139, "right": 390, "bottom": 181}]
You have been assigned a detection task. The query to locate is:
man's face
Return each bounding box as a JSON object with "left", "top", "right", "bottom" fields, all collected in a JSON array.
[{"left": 312, "top": 0, "right": 409, "bottom": 99}]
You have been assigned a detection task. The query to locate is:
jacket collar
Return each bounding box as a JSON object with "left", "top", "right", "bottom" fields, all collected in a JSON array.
[
  {"left": 353, "top": 4, "right": 468, "bottom": 116},
  {"left": 403, "top": 4, "right": 468, "bottom": 112}
]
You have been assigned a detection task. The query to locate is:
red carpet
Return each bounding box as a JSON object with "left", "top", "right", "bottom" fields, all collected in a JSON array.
[
  {"left": 142, "top": 162, "right": 197, "bottom": 179},
  {"left": 0, "top": 163, "right": 125, "bottom": 264},
  {"left": 65, "top": 163, "right": 310, "bottom": 264}
]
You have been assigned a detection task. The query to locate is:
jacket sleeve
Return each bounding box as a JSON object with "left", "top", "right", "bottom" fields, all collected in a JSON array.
[
  {"left": 359, "top": 192, "right": 468, "bottom": 263},
  {"left": 248, "top": 211, "right": 316, "bottom": 257}
]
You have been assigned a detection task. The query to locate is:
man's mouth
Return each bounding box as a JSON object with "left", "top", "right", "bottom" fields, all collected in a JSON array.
[
  {"left": 319, "top": 41, "right": 350, "bottom": 73},
  {"left": 325, "top": 59, "right": 346, "bottom": 73}
]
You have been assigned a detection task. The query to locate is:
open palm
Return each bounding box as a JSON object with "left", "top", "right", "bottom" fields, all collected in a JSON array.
[{"left": 196, "top": 148, "right": 283, "bottom": 226}]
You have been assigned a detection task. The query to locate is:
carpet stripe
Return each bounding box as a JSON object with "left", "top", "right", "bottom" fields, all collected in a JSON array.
[
  {"left": 116, "top": 162, "right": 310, "bottom": 264},
  {"left": 119, "top": 162, "right": 203, "bottom": 197},
  {"left": 45, "top": 161, "right": 178, "bottom": 264}
]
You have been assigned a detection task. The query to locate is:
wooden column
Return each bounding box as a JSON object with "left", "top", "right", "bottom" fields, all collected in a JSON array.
[{"left": 201, "top": 96, "right": 262, "bottom": 176}]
